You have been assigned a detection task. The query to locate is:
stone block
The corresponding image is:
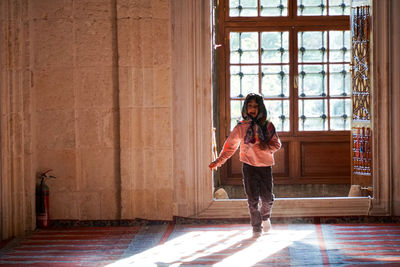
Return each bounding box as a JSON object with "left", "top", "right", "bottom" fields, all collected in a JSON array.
[
  {"left": 132, "top": 189, "right": 145, "bottom": 218},
  {"left": 0, "top": 1, "right": 6, "bottom": 20},
  {"left": 140, "top": 19, "right": 154, "bottom": 68},
  {"left": 153, "top": 107, "right": 171, "bottom": 148},
  {"left": 24, "top": 123, "right": 33, "bottom": 155},
  {"left": 74, "top": 0, "right": 113, "bottom": 19},
  {"left": 119, "top": 108, "right": 132, "bottom": 148},
  {"left": 34, "top": 68, "right": 74, "bottom": 111},
  {"left": 75, "top": 67, "right": 114, "bottom": 108},
  {"left": 156, "top": 188, "right": 173, "bottom": 220},
  {"left": 154, "top": 149, "right": 173, "bottom": 189},
  {"left": 152, "top": 19, "right": 170, "bottom": 67},
  {"left": 118, "top": 67, "right": 145, "bottom": 108},
  {"left": 154, "top": 67, "right": 171, "bottom": 107},
  {"left": 12, "top": 71, "right": 24, "bottom": 112},
  {"left": 76, "top": 108, "right": 116, "bottom": 148},
  {"left": 37, "top": 149, "right": 77, "bottom": 192},
  {"left": 78, "top": 192, "right": 101, "bottom": 220},
  {"left": 50, "top": 192, "right": 79, "bottom": 219},
  {"left": 74, "top": 19, "right": 113, "bottom": 67},
  {"left": 143, "top": 149, "right": 154, "bottom": 184},
  {"left": 132, "top": 148, "right": 144, "bottom": 189},
  {"left": 120, "top": 189, "right": 133, "bottom": 219},
  {"left": 117, "top": 68, "right": 133, "bottom": 108},
  {"left": 117, "top": 0, "right": 152, "bottom": 19},
  {"left": 22, "top": 70, "right": 32, "bottom": 111},
  {"left": 36, "top": 109, "right": 76, "bottom": 150},
  {"left": 120, "top": 148, "right": 132, "bottom": 189},
  {"left": 23, "top": 155, "right": 34, "bottom": 193},
  {"left": 11, "top": 113, "right": 24, "bottom": 155},
  {"left": 79, "top": 148, "right": 118, "bottom": 191},
  {"left": 141, "top": 107, "right": 154, "bottom": 148},
  {"left": 100, "top": 190, "right": 119, "bottom": 219},
  {"left": 130, "top": 108, "right": 144, "bottom": 148},
  {"left": 142, "top": 68, "right": 154, "bottom": 107},
  {"left": 32, "top": 19, "right": 73, "bottom": 68},
  {"left": 120, "top": 108, "right": 144, "bottom": 149},
  {"left": 152, "top": 0, "right": 169, "bottom": 19},
  {"left": 0, "top": 22, "right": 5, "bottom": 69},
  {"left": 143, "top": 189, "right": 156, "bottom": 219},
  {"left": 117, "top": 19, "right": 141, "bottom": 67},
  {"left": 28, "top": 0, "right": 73, "bottom": 19}
]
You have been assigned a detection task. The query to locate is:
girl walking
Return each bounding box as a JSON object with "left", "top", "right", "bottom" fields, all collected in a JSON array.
[{"left": 209, "top": 93, "right": 281, "bottom": 238}]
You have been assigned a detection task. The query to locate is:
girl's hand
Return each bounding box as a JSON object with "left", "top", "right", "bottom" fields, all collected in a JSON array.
[{"left": 209, "top": 161, "right": 218, "bottom": 170}]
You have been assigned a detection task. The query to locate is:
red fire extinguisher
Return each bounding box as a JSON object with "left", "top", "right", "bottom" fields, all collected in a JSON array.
[{"left": 36, "top": 169, "right": 56, "bottom": 228}]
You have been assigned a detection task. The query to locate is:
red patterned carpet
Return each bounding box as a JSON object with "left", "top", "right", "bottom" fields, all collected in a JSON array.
[{"left": 0, "top": 223, "right": 399, "bottom": 266}]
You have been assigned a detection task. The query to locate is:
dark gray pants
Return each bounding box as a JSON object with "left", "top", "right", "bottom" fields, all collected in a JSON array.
[{"left": 242, "top": 163, "right": 274, "bottom": 232}]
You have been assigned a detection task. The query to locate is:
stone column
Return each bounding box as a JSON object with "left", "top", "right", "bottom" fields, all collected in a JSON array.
[
  {"left": 390, "top": 0, "right": 400, "bottom": 216},
  {"left": 117, "top": 0, "right": 174, "bottom": 220},
  {"left": 0, "top": 0, "right": 35, "bottom": 239}
]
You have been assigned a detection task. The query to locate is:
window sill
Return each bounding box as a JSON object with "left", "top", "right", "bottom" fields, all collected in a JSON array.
[{"left": 195, "top": 197, "right": 371, "bottom": 218}]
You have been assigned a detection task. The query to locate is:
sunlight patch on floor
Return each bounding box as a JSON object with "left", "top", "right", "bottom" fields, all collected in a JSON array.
[{"left": 107, "top": 228, "right": 314, "bottom": 266}]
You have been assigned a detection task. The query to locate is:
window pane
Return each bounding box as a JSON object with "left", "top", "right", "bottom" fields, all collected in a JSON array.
[
  {"left": 231, "top": 100, "right": 244, "bottom": 130},
  {"left": 229, "top": 0, "right": 258, "bottom": 17},
  {"left": 299, "top": 99, "right": 328, "bottom": 130},
  {"left": 329, "top": 64, "right": 350, "bottom": 96},
  {"left": 230, "top": 32, "right": 258, "bottom": 64},
  {"left": 298, "top": 0, "right": 327, "bottom": 16},
  {"left": 261, "top": 32, "right": 289, "bottom": 63},
  {"left": 328, "top": 0, "right": 350, "bottom": 15},
  {"left": 265, "top": 100, "right": 290, "bottom": 132},
  {"left": 260, "top": 0, "right": 288, "bottom": 16},
  {"left": 330, "top": 98, "right": 351, "bottom": 130},
  {"left": 298, "top": 31, "right": 327, "bottom": 63},
  {"left": 230, "top": 65, "right": 259, "bottom": 97},
  {"left": 329, "top": 31, "right": 350, "bottom": 62},
  {"left": 298, "top": 64, "right": 327, "bottom": 97},
  {"left": 262, "top": 65, "right": 289, "bottom": 97}
]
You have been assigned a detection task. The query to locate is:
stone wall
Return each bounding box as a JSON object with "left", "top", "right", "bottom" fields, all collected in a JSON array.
[
  {"left": 31, "top": 0, "right": 120, "bottom": 221},
  {"left": 1, "top": 0, "right": 174, "bottom": 239}
]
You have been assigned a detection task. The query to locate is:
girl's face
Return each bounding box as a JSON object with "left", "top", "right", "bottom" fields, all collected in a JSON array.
[{"left": 247, "top": 99, "right": 259, "bottom": 119}]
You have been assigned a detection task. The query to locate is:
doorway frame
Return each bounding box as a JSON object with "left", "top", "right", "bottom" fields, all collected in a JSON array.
[{"left": 171, "top": 0, "right": 391, "bottom": 219}]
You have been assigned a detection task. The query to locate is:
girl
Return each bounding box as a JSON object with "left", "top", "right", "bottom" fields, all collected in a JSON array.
[{"left": 209, "top": 93, "right": 281, "bottom": 238}]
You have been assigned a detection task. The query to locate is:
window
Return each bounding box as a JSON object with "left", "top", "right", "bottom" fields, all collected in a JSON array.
[{"left": 216, "top": 0, "right": 352, "bottom": 186}]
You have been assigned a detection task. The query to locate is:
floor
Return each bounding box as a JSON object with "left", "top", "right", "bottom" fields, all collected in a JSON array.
[{"left": 0, "top": 222, "right": 400, "bottom": 266}]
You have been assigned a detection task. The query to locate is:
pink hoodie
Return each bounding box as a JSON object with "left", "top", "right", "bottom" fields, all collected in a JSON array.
[{"left": 214, "top": 121, "right": 281, "bottom": 167}]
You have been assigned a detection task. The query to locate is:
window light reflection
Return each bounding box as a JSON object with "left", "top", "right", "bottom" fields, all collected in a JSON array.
[{"left": 107, "top": 229, "right": 314, "bottom": 266}]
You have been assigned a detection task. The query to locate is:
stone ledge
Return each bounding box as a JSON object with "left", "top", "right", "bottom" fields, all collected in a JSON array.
[{"left": 195, "top": 197, "right": 372, "bottom": 218}]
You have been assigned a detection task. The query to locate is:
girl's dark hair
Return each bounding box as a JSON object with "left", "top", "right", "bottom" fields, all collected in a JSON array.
[{"left": 241, "top": 93, "right": 271, "bottom": 150}]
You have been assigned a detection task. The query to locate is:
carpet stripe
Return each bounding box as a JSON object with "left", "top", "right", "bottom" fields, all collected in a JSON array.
[{"left": 316, "top": 224, "right": 330, "bottom": 267}]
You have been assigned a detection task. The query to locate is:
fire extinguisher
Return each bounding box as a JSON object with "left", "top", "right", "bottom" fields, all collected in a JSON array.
[{"left": 36, "top": 169, "right": 56, "bottom": 228}]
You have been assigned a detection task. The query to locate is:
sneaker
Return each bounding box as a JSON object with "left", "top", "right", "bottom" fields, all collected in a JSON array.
[
  {"left": 252, "top": 230, "right": 262, "bottom": 238},
  {"left": 262, "top": 219, "right": 272, "bottom": 233}
]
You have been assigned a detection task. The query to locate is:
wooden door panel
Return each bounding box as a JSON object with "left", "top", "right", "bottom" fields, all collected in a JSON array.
[
  {"left": 301, "top": 142, "right": 350, "bottom": 176},
  {"left": 221, "top": 136, "right": 350, "bottom": 185},
  {"left": 272, "top": 142, "right": 289, "bottom": 177}
]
